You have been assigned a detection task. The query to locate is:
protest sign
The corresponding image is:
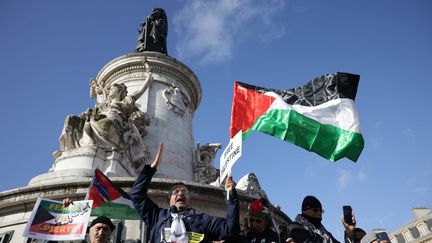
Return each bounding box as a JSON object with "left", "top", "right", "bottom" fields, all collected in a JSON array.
[
  {"left": 220, "top": 130, "right": 242, "bottom": 183},
  {"left": 23, "top": 197, "right": 93, "bottom": 241}
]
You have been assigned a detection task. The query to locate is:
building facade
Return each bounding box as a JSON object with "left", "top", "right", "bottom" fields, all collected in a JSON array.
[{"left": 389, "top": 208, "right": 432, "bottom": 243}]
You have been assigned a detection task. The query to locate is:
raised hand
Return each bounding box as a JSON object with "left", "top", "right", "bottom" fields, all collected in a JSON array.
[{"left": 150, "top": 142, "right": 164, "bottom": 169}]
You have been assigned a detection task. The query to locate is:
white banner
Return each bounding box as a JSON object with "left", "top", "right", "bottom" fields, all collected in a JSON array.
[
  {"left": 23, "top": 197, "right": 93, "bottom": 241},
  {"left": 220, "top": 130, "right": 243, "bottom": 183}
]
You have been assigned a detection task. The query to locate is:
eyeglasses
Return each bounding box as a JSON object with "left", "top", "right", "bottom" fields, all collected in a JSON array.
[
  {"left": 312, "top": 208, "right": 325, "bottom": 214},
  {"left": 171, "top": 188, "right": 189, "bottom": 196},
  {"left": 248, "top": 218, "right": 264, "bottom": 223}
]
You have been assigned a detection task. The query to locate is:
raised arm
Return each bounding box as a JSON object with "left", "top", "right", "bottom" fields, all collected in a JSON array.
[
  {"left": 131, "top": 59, "right": 153, "bottom": 100},
  {"left": 130, "top": 143, "right": 164, "bottom": 225},
  {"left": 204, "top": 176, "right": 240, "bottom": 240}
]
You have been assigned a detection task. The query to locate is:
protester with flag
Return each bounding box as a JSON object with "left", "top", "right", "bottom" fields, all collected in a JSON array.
[
  {"left": 60, "top": 165, "right": 143, "bottom": 241},
  {"left": 230, "top": 72, "right": 364, "bottom": 162},
  {"left": 131, "top": 142, "right": 240, "bottom": 243}
]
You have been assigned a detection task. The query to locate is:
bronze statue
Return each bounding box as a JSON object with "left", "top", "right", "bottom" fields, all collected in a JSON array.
[{"left": 135, "top": 8, "right": 168, "bottom": 54}]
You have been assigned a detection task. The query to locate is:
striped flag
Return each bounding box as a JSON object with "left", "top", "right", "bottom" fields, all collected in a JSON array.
[
  {"left": 86, "top": 169, "right": 140, "bottom": 220},
  {"left": 230, "top": 72, "right": 364, "bottom": 162}
]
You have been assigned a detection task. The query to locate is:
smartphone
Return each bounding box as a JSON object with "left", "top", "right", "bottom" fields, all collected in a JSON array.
[
  {"left": 343, "top": 205, "right": 353, "bottom": 225},
  {"left": 376, "top": 232, "right": 390, "bottom": 241}
]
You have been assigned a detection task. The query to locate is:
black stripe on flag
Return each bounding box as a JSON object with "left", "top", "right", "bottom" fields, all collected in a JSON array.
[{"left": 237, "top": 72, "right": 360, "bottom": 107}]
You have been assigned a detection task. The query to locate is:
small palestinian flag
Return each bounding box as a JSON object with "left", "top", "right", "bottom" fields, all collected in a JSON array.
[
  {"left": 230, "top": 72, "right": 364, "bottom": 162},
  {"left": 86, "top": 169, "right": 140, "bottom": 220}
]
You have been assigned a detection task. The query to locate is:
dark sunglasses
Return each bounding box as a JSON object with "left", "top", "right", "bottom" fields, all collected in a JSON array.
[{"left": 312, "top": 208, "right": 325, "bottom": 214}]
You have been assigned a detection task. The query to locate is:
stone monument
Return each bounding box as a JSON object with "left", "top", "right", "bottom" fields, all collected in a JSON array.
[{"left": 0, "top": 8, "right": 291, "bottom": 243}]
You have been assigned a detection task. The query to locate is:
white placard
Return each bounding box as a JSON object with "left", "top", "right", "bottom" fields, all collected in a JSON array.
[
  {"left": 220, "top": 130, "right": 243, "bottom": 183},
  {"left": 23, "top": 197, "right": 93, "bottom": 241}
]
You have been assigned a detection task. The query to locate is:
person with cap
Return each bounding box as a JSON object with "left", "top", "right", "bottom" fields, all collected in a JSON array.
[
  {"left": 130, "top": 143, "right": 240, "bottom": 242},
  {"left": 63, "top": 198, "right": 115, "bottom": 243},
  {"left": 286, "top": 195, "right": 340, "bottom": 243},
  {"left": 243, "top": 198, "right": 279, "bottom": 243},
  {"left": 88, "top": 216, "right": 115, "bottom": 243}
]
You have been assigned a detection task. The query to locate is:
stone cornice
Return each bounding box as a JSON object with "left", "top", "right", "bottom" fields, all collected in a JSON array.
[
  {"left": 0, "top": 178, "right": 291, "bottom": 224},
  {"left": 95, "top": 52, "right": 202, "bottom": 111}
]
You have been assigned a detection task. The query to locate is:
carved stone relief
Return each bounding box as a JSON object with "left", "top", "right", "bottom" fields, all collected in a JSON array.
[
  {"left": 193, "top": 143, "right": 221, "bottom": 184},
  {"left": 163, "top": 84, "right": 189, "bottom": 116},
  {"left": 236, "top": 173, "right": 268, "bottom": 199}
]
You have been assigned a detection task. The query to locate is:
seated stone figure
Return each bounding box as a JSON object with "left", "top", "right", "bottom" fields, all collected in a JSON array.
[{"left": 55, "top": 60, "right": 153, "bottom": 169}]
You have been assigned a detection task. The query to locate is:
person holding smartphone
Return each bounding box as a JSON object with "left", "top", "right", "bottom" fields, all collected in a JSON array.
[
  {"left": 285, "top": 196, "right": 361, "bottom": 243},
  {"left": 285, "top": 195, "right": 339, "bottom": 242}
]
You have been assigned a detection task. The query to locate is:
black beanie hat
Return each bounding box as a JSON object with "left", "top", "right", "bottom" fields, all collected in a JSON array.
[
  {"left": 90, "top": 216, "right": 115, "bottom": 231},
  {"left": 302, "top": 195, "right": 322, "bottom": 211}
]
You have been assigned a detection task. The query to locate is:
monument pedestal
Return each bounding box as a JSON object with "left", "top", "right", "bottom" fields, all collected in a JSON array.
[
  {"left": 0, "top": 178, "right": 291, "bottom": 243},
  {"left": 0, "top": 37, "right": 291, "bottom": 243}
]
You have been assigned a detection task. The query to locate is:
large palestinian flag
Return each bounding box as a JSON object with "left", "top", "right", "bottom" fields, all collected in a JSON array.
[
  {"left": 86, "top": 169, "right": 140, "bottom": 220},
  {"left": 229, "top": 72, "right": 364, "bottom": 162}
]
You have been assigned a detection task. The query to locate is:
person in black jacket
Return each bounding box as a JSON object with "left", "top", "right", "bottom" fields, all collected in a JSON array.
[
  {"left": 243, "top": 198, "right": 279, "bottom": 243},
  {"left": 131, "top": 143, "right": 240, "bottom": 242},
  {"left": 286, "top": 195, "right": 360, "bottom": 243}
]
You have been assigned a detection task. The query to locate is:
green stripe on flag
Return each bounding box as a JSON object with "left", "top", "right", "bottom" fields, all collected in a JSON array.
[
  {"left": 248, "top": 108, "right": 364, "bottom": 162},
  {"left": 90, "top": 201, "right": 141, "bottom": 220}
]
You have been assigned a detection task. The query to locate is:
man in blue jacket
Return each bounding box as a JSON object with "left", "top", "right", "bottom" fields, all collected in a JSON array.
[{"left": 131, "top": 143, "right": 240, "bottom": 242}]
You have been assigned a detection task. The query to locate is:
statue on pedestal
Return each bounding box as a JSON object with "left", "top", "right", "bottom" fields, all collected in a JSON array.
[
  {"left": 55, "top": 60, "right": 153, "bottom": 170},
  {"left": 135, "top": 8, "right": 168, "bottom": 54}
]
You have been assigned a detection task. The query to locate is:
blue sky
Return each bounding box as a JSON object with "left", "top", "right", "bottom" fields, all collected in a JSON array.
[{"left": 1, "top": 0, "right": 431, "bottom": 240}]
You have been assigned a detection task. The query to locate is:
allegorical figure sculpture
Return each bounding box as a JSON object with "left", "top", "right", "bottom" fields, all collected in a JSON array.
[
  {"left": 135, "top": 8, "right": 168, "bottom": 54},
  {"left": 56, "top": 60, "right": 153, "bottom": 170},
  {"left": 163, "top": 85, "right": 188, "bottom": 116}
]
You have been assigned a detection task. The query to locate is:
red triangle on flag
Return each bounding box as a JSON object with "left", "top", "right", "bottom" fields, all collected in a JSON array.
[
  {"left": 230, "top": 82, "right": 275, "bottom": 138},
  {"left": 86, "top": 169, "right": 121, "bottom": 208}
]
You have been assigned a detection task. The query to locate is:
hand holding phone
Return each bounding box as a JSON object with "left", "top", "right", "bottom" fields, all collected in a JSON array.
[{"left": 343, "top": 205, "right": 354, "bottom": 225}]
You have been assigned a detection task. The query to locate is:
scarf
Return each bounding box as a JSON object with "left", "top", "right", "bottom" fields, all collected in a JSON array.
[
  {"left": 170, "top": 212, "right": 189, "bottom": 243},
  {"left": 295, "top": 214, "right": 335, "bottom": 243}
]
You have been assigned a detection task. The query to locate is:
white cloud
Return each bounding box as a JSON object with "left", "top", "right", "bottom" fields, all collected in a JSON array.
[
  {"left": 337, "top": 169, "right": 367, "bottom": 189},
  {"left": 173, "top": 0, "right": 286, "bottom": 65},
  {"left": 337, "top": 169, "right": 352, "bottom": 189}
]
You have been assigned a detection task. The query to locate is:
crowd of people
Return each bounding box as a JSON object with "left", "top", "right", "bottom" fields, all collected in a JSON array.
[{"left": 60, "top": 143, "right": 390, "bottom": 243}]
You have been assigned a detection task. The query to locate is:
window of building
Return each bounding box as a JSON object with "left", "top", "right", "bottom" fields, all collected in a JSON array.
[
  {"left": 402, "top": 229, "right": 414, "bottom": 241},
  {"left": 0, "top": 231, "right": 14, "bottom": 243},
  {"left": 417, "top": 223, "right": 429, "bottom": 236}
]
